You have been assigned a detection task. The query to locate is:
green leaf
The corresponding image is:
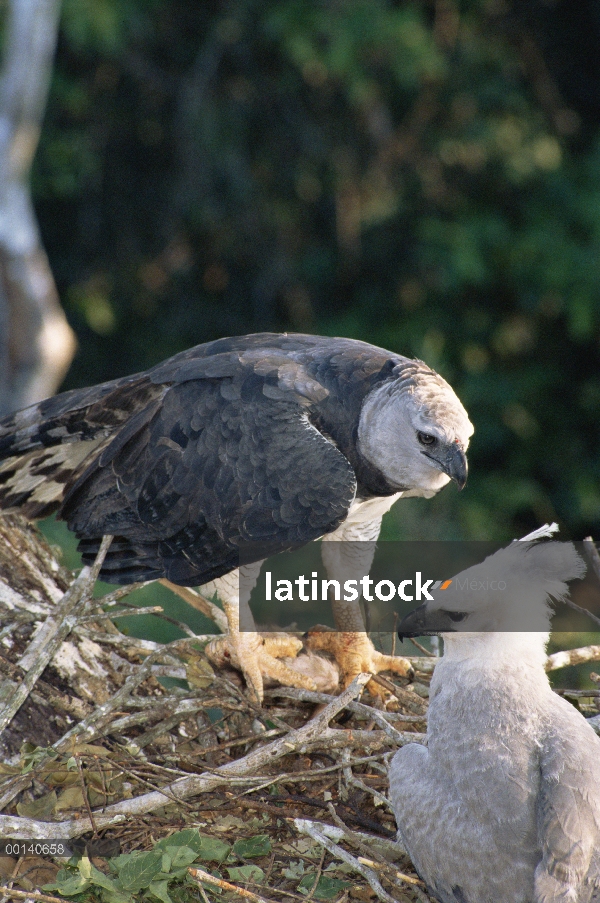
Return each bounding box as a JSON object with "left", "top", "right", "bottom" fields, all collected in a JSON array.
[
  {"left": 227, "top": 865, "right": 265, "bottom": 883},
  {"left": 44, "top": 869, "right": 90, "bottom": 896},
  {"left": 153, "top": 829, "right": 197, "bottom": 852},
  {"left": 154, "top": 830, "right": 230, "bottom": 863},
  {"left": 116, "top": 851, "right": 163, "bottom": 891},
  {"left": 20, "top": 744, "right": 59, "bottom": 773},
  {"left": 160, "top": 867, "right": 188, "bottom": 881},
  {"left": 79, "top": 856, "right": 93, "bottom": 880},
  {"left": 16, "top": 789, "right": 57, "bottom": 819},
  {"left": 164, "top": 845, "right": 201, "bottom": 869},
  {"left": 88, "top": 862, "right": 130, "bottom": 899},
  {"left": 232, "top": 835, "right": 272, "bottom": 859},
  {"left": 187, "top": 835, "right": 231, "bottom": 863},
  {"left": 56, "top": 784, "right": 85, "bottom": 811},
  {"left": 283, "top": 860, "right": 306, "bottom": 880},
  {"left": 298, "top": 874, "right": 351, "bottom": 900},
  {"left": 147, "top": 879, "right": 174, "bottom": 903}
]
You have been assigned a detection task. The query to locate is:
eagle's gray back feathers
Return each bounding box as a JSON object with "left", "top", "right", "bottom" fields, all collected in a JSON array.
[{"left": 0, "top": 333, "right": 469, "bottom": 586}]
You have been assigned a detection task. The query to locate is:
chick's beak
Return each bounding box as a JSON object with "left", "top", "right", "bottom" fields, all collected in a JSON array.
[
  {"left": 397, "top": 603, "right": 432, "bottom": 640},
  {"left": 397, "top": 603, "right": 460, "bottom": 639}
]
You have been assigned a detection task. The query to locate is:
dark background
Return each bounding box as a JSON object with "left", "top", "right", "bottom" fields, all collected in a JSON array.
[{"left": 31, "top": 0, "right": 600, "bottom": 545}]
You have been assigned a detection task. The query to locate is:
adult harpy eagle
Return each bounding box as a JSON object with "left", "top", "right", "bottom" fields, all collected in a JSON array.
[{"left": 0, "top": 333, "right": 472, "bottom": 700}]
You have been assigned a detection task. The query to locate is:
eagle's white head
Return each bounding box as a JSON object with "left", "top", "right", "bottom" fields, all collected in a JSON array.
[{"left": 357, "top": 362, "right": 473, "bottom": 496}]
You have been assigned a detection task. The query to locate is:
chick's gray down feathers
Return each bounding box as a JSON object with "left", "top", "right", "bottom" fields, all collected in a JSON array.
[
  {"left": 389, "top": 541, "right": 600, "bottom": 903},
  {"left": 0, "top": 333, "right": 472, "bottom": 585}
]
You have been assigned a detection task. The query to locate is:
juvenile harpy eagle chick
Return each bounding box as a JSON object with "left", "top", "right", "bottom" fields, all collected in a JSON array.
[
  {"left": 0, "top": 333, "right": 472, "bottom": 701},
  {"left": 389, "top": 538, "right": 600, "bottom": 903}
]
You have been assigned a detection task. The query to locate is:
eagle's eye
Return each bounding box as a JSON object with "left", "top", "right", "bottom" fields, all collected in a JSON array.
[
  {"left": 443, "top": 610, "right": 468, "bottom": 623},
  {"left": 417, "top": 431, "right": 437, "bottom": 447}
]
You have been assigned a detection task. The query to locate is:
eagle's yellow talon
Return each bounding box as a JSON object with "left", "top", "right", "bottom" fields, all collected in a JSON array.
[
  {"left": 206, "top": 631, "right": 317, "bottom": 703},
  {"left": 305, "top": 626, "right": 413, "bottom": 698}
]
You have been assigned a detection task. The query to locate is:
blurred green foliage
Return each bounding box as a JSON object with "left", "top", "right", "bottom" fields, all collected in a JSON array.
[{"left": 27, "top": 0, "right": 600, "bottom": 542}]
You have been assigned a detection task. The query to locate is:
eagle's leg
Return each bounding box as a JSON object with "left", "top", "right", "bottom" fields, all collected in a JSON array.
[
  {"left": 305, "top": 518, "right": 413, "bottom": 699},
  {"left": 204, "top": 564, "right": 318, "bottom": 703}
]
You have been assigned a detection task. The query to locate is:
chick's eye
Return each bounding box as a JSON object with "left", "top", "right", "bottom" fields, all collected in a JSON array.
[
  {"left": 417, "top": 431, "right": 437, "bottom": 447},
  {"left": 442, "top": 610, "right": 468, "bottom": 623}
]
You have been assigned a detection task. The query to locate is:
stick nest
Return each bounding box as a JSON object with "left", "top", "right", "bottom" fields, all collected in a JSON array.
[{"left": 0, "top": 516, "right": 599, "bottom": 903}]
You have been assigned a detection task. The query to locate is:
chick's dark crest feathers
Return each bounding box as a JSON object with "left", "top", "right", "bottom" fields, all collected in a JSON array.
[{"left": 0, "top": 333, "right": 470, "bottom": 586}]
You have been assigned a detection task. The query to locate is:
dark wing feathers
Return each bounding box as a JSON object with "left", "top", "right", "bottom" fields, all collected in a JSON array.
[
  {"left": 70, "top": 384, "right": 356, "bottom": 585},
  {"left": 0, "top": 374, "right": 143, "bottom": 457},
  {"left": 0, "top": 336, "right": 374, "bottom": 586},
  {"left": 0, "top": 374, "right": 166, "bottom": 519}
]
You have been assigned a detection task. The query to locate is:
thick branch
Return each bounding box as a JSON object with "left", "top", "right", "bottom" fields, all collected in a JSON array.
[
  {"left": 0, "top": 0, "right": 76, "bottom": 414},
  {"left": 0, "top": 673, "right": 371, "bottom": 839}
]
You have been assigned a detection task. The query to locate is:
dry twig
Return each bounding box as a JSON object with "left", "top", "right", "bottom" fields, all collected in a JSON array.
[
  {"left": 268, "top": 686, "right": 426, "bottom": 726},
  {"left": 294, "top": 818, "right": 403, "bottom": 903},
  {"left": 0, "top": 889, "right": 67, "bottom": 903},
  {"left": 188, "top": 865, "right": 271, "bottom": 903},
  {"left": 325, "top": 802, "right": 425, "bottom": 895},
  {"left": 298, "top": 815, "right": 433, "bottom": 901},
  {"left": 159, "top": 579, "right": 228, "bottom": 632},
  {"left": 546, "top": 645, "right": 600, "bottom": 671},
  {"left": 0, "top": 535, "right": 113, "bottom": 736},
  {"left": 408, "top": 637, "right": 436, "bottom": 657},
  {"left": 0, "top": 673, "right": 372, "bottom": 840}
]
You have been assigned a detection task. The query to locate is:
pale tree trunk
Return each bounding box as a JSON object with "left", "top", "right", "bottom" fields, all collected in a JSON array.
[{"left": 0, "top": 0, "right": 76, "bottom": 417}]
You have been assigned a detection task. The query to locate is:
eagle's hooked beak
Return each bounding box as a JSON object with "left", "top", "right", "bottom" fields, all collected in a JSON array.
[
  {"left": 444, "top": 442, "right": 468, "bottom": 490},
  {"left": 422, "top": 440, "right": 468, "bottom": 490}
]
